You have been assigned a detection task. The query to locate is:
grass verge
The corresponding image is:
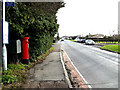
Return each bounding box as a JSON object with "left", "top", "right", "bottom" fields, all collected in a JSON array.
[
  {"left": 101, "top": 45, "right": 120, "bottom": 53},
  {"left": 2, "top": 47, "right": 54, "bottom": 89},
  {"left": 70, "top": 40, "right": 75, "bottom": 41}
]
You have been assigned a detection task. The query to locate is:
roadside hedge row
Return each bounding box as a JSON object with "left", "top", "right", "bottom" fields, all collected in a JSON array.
[{"left": 5, "top": 2, "right": 60, "bottom": 63}]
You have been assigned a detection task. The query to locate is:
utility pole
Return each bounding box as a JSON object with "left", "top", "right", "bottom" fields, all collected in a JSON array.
[
  {"left": 2, "top": 0, "right": 15, "bottom": 70},
  {"left": 3, "top": 0, "right": 7, "bottom": 70}
]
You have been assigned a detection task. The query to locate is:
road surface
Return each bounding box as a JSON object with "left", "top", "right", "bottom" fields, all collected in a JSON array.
[{"left": 61, "top": 40, "right": 118, "bottom": 88}]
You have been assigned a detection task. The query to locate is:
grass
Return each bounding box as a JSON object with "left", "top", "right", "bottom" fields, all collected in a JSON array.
[
  {"left": 52, "top": 43, "right": 55, "bottom": 45},
  {"left": 95, "top": 41, "right": 120, "bottom": 44},
  {"left": 2, "top": 47, "right": 54, "bottom": 88},
  {"left": 101, "top": 45, "right": 120, "bottom": 53},
  {"left": 70, "top": 40, "right": 75, "bottom": 41}
]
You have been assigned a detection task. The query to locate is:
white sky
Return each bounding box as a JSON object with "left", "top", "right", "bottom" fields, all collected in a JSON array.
[{"left": 56, "top": 0, "right": 119, "bottom": 37}]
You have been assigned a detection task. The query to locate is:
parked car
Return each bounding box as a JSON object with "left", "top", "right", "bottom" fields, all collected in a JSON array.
[
  {"left": 80, "top": 39, "right": 86, "bottom": 43},
  {"left": 75, "top": 37, "right": 80, "bottom": 42},
  {"left": 61, "top": 38, "right": 64, "bottom": 41},
  {"left": 85, "top": 39, "right": 95, "bottom": 45}
]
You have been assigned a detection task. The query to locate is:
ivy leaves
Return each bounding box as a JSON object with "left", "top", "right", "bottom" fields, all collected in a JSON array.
[
  {"left": 5, "top": 2, "right": 60, "bottom": 61},
  {"left": 6, "top": 2, "right": 59, "bottom": 38},
  {"left": 6, "top": 3, "right": 36, "bottom": 38}
]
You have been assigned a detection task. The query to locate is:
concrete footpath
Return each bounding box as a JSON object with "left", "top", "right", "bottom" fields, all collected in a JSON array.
[{"left": 22, "top": 42, "right": 68, "bottom": 88}]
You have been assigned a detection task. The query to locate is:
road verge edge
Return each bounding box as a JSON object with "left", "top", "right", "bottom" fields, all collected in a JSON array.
[
  {"left": 61, "top": 49, "right": 92, "bottom": 89},
  {"left": 60, "top": 49, "right": 73, "bottom": 88}
]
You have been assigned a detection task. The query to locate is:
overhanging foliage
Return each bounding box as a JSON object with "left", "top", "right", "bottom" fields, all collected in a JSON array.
[{"left": 5, "top": 2, "right": 64, "bottom": 62}]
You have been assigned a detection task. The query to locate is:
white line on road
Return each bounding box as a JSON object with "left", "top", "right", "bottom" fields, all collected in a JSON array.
[{"left": 63, "top": 50, "right": 92, "bottom": 89}]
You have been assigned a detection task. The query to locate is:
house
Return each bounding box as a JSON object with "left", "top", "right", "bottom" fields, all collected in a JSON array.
[
  {"left": 88, "top": 34, "right": 104, "bottom": 38},
  {"left": 113, "top": 34, "right": 120, "bottom": 39},
  {"left": 77, "top": 35, "right": 81, "bottom": 38}
]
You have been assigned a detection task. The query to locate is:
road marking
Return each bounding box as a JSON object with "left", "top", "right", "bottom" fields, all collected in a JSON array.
[{"left": 63, "top": 50, "right": 92, "bottom": 89}]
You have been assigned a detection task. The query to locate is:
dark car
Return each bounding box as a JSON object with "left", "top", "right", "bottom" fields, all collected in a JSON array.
[
  {"left": 61, "top": 38, "right": 64, "bottom": 41},
  {"left": 80, "top": 39, "right": 86, "bottom": 43}
]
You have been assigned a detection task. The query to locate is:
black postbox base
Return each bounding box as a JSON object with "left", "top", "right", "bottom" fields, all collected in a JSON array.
[{"left": 21, "top": 59, "right": 29, "bottom": 64}]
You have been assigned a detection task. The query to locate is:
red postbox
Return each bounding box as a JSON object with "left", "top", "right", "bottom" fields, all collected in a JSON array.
[{"left": 22, "top": 37, "right": 29, "bottom": 64}]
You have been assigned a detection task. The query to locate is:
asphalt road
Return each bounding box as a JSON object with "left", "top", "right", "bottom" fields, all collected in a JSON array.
[{"left": 61, "top": 40, "right": 119, "bottom": 88}]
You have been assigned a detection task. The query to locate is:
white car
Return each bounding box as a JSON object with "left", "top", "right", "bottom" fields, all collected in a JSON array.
[
  {"left": 75, "top": 37, "right": 80, "bottom": 42},
  {"left": 85, "top": 39, "right": 95, "bottom": 45}
]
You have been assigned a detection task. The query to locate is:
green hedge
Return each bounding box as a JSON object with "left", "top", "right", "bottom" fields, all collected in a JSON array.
[{"left": 5, "top": 3, "right": 59, "bottom": 63}]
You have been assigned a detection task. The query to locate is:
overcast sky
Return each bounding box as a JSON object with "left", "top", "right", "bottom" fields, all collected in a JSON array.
[{"left": 56, "top": 0, "right": 119, "bottom": 37}]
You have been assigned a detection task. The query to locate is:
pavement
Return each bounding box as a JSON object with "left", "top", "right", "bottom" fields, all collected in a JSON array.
[
  {"left": 22, "top": 41, "right": 91, "bottom": 89},
  {"left": 22, "top": 42, "right": 69, "bottom": 88}
]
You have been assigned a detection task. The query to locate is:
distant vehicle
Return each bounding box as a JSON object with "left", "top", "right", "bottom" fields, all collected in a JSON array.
[
  {"left": 75, "top": 37, "right": 80, "bottom": 42},
  {"left": 85, "top": 39, "right": 95, "bottom": 45},
  {"left": 61, "top": 38, "right": 64, "bottom": 41},
  {"left": 80, "top": 39, "right": 86, "bottom": 43}
]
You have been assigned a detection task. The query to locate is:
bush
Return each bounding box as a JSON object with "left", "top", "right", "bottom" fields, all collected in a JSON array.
[
  {"left": 3, "top": 69, "right": 13, "bottom": 75},
  {"left": 5, "top": 3, "right": 59, "bottom": 63},
  {"left": 2, "top": 64, "right": 28, "bottom": 85},
  {"left": 2, "top": 75, "right": 18, "bottom": 84},
  {"left": 8, "top": 64, "right": 27, "bottom": 70}
]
